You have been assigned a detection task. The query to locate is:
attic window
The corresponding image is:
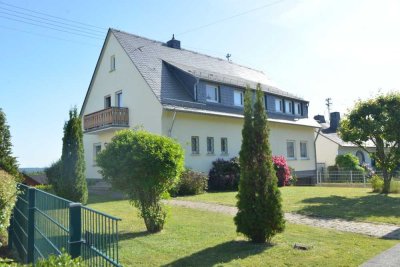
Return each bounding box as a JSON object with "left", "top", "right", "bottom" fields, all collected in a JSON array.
[
  {"left": 275, "top": 98, "right": 283, "bottom": 112},
  {"left": 110, "top": 55, "right": 116, "bottom": 71},
  {"left": 234, "top": 90, "right": 243, "bottom": 106},
  {"left": 295, "top": 102, "right": 301, "bottom": 115},
  {"left": 206, "top": 84, "right": 219, "bottom": 103}
]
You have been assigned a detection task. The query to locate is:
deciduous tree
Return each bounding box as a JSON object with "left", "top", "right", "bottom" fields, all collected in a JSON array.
[{"left": 340, "top": 92, "right": 400, "bottom": 194}]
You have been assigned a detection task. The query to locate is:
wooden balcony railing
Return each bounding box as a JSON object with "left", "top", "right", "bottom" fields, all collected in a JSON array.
[{"left": 83, "top": 107, "right": 129, "bottom": 132}]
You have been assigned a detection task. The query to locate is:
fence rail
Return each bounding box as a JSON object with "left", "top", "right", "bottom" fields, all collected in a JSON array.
[
  {"left": 316, "top": 170, "right": 400, "bottom": 185},
  {"left": 8, "top": 184, "right": 122, "bottom": 266}
]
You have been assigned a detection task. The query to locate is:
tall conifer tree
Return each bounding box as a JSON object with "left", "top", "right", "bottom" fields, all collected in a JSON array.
[
  {"left": 0, "top": 108, "right": 20, "bottom": 180},
  {"left": 235, "top": 85, "right": 285, "bottom": 243},
  {"left": 59, "top": 108, "right": 88, "bottom": 204}
]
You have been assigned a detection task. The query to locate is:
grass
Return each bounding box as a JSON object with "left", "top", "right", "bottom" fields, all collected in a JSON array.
[
  {"left": 88, "top": 194, "right": 397, "bottom": 267},
  {"left": 177, "top": 186, "right": 400, "bottom": 225}
]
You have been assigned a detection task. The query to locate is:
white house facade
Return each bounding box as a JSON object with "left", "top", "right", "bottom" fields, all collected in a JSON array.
[{"left": 80, "top": 29, "right": 320, "bottom": 183}]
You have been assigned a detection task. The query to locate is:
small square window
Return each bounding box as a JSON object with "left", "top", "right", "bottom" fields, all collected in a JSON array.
[
  {"left": 221, "top": 138, "right": 228, "bottom": 154},
  {"left": 275, "top": 99, "right": 283, "bottom": 112},
  {"left": 287, "top": 140, "right": 296, "bottom": 159},
  {"left": 206, "top": 84, "right": 219, "bottom": 103},
  {"left": 234, "top": 90, "right": 243, "bottom": 106},
  {"left": 300, "top": 141, "right": 308, "bottom": 158},
  {"left": 110, "top": 55, "right": 116, "bottom": 71},
  {"left": 104, "top": 95, "right": 111, "bottom": 108},
  {"left": 207, "top": 137, "right": 214, "bottom": 154},
  {"left": 191, "top": 136, "right": 199, "bottom": 154}
]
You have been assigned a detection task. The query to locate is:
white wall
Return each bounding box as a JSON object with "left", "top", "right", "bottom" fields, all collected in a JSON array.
[
  {"left": 162, "top": 110, "right": 317, "bottom": 173},
  {"left": 82, "top": 32, "right": 163, "bottom": 179},
  {"left": 315, "top": 134, "right": 339, "bottom": 167}
]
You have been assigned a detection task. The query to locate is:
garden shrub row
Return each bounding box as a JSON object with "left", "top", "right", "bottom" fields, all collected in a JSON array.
[{"left": 170, "top": 169, "right": 208, "bottom": 196}]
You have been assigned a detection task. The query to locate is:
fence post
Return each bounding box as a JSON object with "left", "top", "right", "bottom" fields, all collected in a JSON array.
[
  {"left": 350, "top": 170, "right": 353, "bottom": 184},
  {"left": 27, "top": 187, "right": 36, "bottom": 263},
  {"left": 69, "top": 203, "right": 82, "bottom": 259}
]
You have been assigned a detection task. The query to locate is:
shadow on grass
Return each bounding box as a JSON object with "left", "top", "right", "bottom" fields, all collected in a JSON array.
[
  {"left": 162, "top": 240, "right": 271, "bottom": 267},
  {"left": 119, "top": 231, "right": 152, "bottom": 241},
  {"left": 297, "top": 194, "right": 400, "bottom": 223}
]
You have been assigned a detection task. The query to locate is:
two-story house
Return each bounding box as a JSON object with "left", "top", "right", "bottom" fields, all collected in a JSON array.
[{"left": 80, "top": 29, "right": 320, "bottom": 184}]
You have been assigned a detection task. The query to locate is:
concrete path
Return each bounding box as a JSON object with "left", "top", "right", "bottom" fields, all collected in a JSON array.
[
  {"left": 361, "top": 244, "right": 400, "bottom": 267},
  {"left": 167, "top": 199, "right": 400, "bottom": 239}
]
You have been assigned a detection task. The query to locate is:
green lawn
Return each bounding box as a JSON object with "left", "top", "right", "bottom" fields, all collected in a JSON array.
[
  {"left": 88, "top": 195, "right": 397, "bottom": 267},
  {"left": 177, "top": 186, "right": 400, "bottom": 225}
]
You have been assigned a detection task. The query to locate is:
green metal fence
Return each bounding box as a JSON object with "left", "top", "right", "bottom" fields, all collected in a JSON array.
[{"left": 9, "top": 184, "right": 122, "bottom": 266}]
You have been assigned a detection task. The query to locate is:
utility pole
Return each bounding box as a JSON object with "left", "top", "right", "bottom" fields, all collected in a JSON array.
[{"left": 226, "top": 53, "right": 232, "bottom": 61}]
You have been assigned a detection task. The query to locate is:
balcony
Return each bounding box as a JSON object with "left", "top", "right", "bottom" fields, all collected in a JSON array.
[{"left": 83, "top": 107, "right": 129, "bottom": 133}]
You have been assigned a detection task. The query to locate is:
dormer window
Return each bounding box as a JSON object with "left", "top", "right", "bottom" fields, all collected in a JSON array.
[
  {"left": 295, "top": 102, "right": 301, "bottom": 115},
  {"left": 234, "top": 90, "right": 243, "bottom": 106},
  {"left": 275, "top": 98, "right": 283, "bottom": 112},
  {"left": 110, "top": 55, "right": 116, "bottom": 71},
  {"left": 285, "top": 101, "right": 293, "bottom": 114},
  {"left": 206, "top": 84, "right": 219, "bottom": 103}
]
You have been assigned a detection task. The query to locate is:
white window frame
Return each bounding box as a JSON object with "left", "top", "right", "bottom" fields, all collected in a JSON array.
[
  {"left": 300, "top": 141, "right": 308, "bottom": 159},
  {"left": 104, "top": 95, "right": 111, "bottom": 108},
  {"left": 206, "top": 84, "right": 219, "bottom": 103},
  {"left": 275, "top": 98, "right": 283, "bottom": 112},
  {"left": 285, "top": 101, "right": 293, "bottom": 114},
  {"left": 191, "top": 136, "right": 199, "bottom": 155},
  {"left": 207, "top": 137, "right": 214, "bottom": 154},
  {"left": 286, "top": 140, "right": 296, "bottom": 160},
  {"left": 295, "top": 102, "right": 301, "bottom": 115},
  {"left": 93, "top": 143, "right": 101, "bottom": 165},
  {"left": 110, "top": 55, "right": 116, "bottom": 71},
  {"left": 233, "top": 90, "right": 244, "bottom": 107},
  {"left": 115, "top": 91, "right": 123, "bottom": 107},
  {"left": 221, "top": 137, "right": 228, "bottom": 154}
]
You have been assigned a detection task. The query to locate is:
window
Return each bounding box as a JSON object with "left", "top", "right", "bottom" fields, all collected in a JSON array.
[
  {"left": 295, "top": 102, "right": 301, "bottom": 115},
  {"left": 93, "top": 143, "right": 101, "bottom": 164},
  {"left": 300, "top": 141, "right": 308, "bottom": 159},
  {"left": 206, "top": 84, "right": 219, "bottom": 103},
  {"left": 207, "top": 137, "right": 214, "bottom": 154},
  {"left": 115, "top": 91, "right": 123, "bottom": 107},
  {"left": 286, "top": 140, "right": 295, "bottom": 159},
  {"left": 191, "top": 136, "right": 199, "bottom": 154},
  {"left": 104, "top": 95, "right": 111, "bottom": 108},
  {"left": 110, "top": 55, "right": 116, "bottom": 71},
  {"left": 275, "top": 98, "right": 283, "bottom": 112},
  {"left": 221, "top": 137, "right": 228, "bottom": 154},
  {"left": 234, "top": 90, "right": 243, "bottom": 106},
  {"left": 285, "top": 101, "right": 293, "bottom": 114}
]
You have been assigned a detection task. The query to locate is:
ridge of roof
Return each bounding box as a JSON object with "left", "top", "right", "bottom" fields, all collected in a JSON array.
[{"left": 109, "top": 28, "right": 268, "bottom": 76}]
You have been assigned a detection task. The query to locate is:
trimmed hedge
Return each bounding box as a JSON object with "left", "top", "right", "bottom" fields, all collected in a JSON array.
[{"left": 171, "top": 169, "right": 208, "bottom": 196}]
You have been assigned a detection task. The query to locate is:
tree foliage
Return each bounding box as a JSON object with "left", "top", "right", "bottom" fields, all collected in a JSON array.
[
  {"left": 0, "top": 170, "right": 17, "bottom": 247},
  {"left": 335, "top": 153, "right": 364, "bottom": 172},
  {"left": 339, "top": 92, "right": 400, "bottom": 194},
  {"left": 234, "top": 85, "right": 285, "bottom": 243},
  {"left": 97, "top": 129, "right": 184, "bottom": 232},
  {"left": 0, "top": 108, "right": 20, "bottom": 180},
  {"left": 57, "top": 108, "right": 88, "bottom": 203}
]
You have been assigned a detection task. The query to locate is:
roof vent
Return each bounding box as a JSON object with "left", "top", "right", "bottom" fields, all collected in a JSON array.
[{"left": 166, "top": 34, "right": 181, "bottom": 49}]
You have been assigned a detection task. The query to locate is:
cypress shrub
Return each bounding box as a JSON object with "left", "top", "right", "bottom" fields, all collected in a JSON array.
[
  {"left": 234, "top": 85, "right": 285, "bottom": 243},
  {"left": 58, "top": 108, "right": 88, "bottom": 204}
]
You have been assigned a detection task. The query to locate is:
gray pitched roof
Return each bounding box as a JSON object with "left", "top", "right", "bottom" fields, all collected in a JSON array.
[
  {"left": 319, "top": 131, "right": 376, "bottom": 148},
  {"left": 111, "top": 29, "right": 305, "bottom": 103}
]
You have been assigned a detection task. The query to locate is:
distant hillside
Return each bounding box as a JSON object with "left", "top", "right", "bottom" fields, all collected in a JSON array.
[{"left": 20, "top": 167, "right": 45, "bottom": 174}]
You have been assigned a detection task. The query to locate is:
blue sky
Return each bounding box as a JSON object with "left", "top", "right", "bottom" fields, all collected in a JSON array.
[{"left": 1, "top": 0, "right": 399, "bottom": 167}]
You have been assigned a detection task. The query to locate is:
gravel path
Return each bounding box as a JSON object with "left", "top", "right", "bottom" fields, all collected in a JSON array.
[{"left": 167, "top": 199, "right": 400, "bottom": 239}]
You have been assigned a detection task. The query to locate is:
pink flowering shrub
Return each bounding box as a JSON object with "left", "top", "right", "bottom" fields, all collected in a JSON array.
[{"left": 273, "top": 156, "right": 291, "bottom": 187}]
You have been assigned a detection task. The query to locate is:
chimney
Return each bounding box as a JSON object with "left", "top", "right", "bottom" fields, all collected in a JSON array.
[
  {"left": 313, "top": 114, "right": 326, "bottom": 123},
  {"left": 329, "top": 112, "right": 341, "bottom": 132},
  {"left": 166, "top": 34, "right": 181, "bottom": 49}
]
